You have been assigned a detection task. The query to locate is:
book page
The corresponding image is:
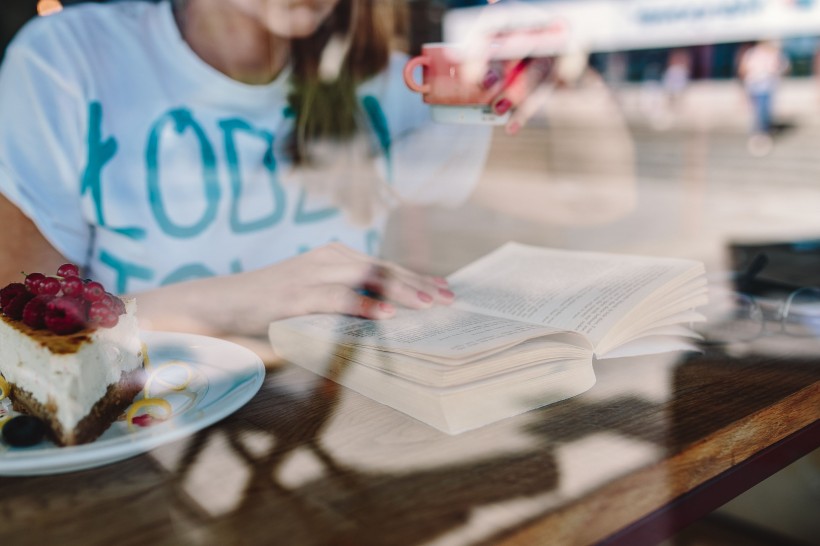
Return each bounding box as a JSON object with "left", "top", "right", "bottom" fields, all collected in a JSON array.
[
  {"left": 272, "top": 305, "right": 589, "bottom": 359},
  {"left": 448, "top": 242, "right": 703, "bottom": 347}
]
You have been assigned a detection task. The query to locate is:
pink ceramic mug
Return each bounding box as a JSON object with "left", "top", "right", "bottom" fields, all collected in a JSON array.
[{"left": 403, "top": 43, "right": 509, "bottom": 124}]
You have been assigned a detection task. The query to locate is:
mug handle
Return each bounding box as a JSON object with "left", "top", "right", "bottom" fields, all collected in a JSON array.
[{"left": 403, "top": 56, "right": 431, "bottom": 93}]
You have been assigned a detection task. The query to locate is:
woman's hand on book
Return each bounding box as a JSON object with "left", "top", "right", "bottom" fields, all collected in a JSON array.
[
  {"left": 134, "top": 243, "right": 455, "bottom": 337},
  {"left": 247, "top": 242, "right": 454, "bottom": 320}
]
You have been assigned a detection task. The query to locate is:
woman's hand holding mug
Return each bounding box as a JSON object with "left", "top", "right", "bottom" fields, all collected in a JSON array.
[{"left": 403, "top": 42, "right": 557, "bottom": 133}]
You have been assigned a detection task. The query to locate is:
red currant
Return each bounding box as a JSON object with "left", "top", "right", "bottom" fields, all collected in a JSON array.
[
  {"left": 100, "top": 312, "right": 119, "bottom": 328},
  {"left": 82, "top": 281, "right": 105, "bottom": 302},
  {"left": 88, "top": 300, "right": 109, "bottom": 322},
  {"left": 38, "top": 277, "right": 61, "bottom": 296},
  {"left": 131, "top": 414, "right": 154, "bottom": 427},
  {"left": 60, "top": 276, "right": 84, "bottom": 298},
  {"left": 24, "top": 272, "right": 46, "bottom": 294},
  {"left": 104, "top": 293, "right": 126, "bottom": 315},
  {"left": 56, "top": 263, "right": 80, "bottom": 278},
  {"left": 90, "top": 300, "right": 119, "bottom": 327}
]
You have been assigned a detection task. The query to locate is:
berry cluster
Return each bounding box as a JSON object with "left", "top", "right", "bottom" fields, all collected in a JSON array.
[{"left": 0, "top": 264, "right": 125, "bottom": 335}]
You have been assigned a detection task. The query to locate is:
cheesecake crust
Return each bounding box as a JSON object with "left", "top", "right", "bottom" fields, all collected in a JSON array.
[{"left": 9, "top": 366, "right": 146, "bottom": 446}]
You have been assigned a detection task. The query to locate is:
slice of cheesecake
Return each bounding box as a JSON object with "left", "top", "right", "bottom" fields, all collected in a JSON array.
[{"left": 0, "top": 267, "right": 145, "bottom": 447}]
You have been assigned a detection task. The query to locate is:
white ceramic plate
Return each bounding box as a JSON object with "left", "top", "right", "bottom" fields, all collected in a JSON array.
[{"left": 0, "top": 331, "right": 265, "bottom": 476}]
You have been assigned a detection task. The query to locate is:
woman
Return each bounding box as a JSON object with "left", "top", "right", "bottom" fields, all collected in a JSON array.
[
  {"left": 0, "top": 0, "right": 635, "bottom": 345},
  {"left": 0, "top": 0, "right": 501, "bottom": 339}
]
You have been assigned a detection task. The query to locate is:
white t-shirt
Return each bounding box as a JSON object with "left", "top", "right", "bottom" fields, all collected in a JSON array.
[{"left": 0, "top": 1, "right": 490, "bottom": 294}]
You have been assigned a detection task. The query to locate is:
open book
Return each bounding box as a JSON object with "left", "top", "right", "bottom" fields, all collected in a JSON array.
[{"left": 268, "top": 242, "right": 708, "bottom": 434}]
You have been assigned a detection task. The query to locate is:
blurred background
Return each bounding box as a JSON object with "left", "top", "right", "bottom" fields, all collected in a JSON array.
[{"left": 1, "top": 0, "right": 818, "bottom": 544}]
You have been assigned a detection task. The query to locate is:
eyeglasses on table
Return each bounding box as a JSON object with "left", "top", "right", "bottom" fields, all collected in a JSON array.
[{"left": 694, "top": 253, "right": 820, "bottom": 345}]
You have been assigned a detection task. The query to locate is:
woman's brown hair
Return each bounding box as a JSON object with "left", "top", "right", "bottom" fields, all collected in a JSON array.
[{"left": 288, "top": 0, "right": 406, "bottom": 163}]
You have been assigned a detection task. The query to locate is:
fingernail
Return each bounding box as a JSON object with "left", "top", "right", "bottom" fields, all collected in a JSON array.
[
  {"left": 506, "top": 121, "right": 521, "bottom": 135},
  {"left": 379, "top": 302, "right": 395, "bottom": 314},
  {"left": 481, "top": 70, "right": 500, "bottom": 89},
  {"left": 494, "top": 98, "right": 512, "bottom": 115},
  {"left": 418, "top": 291, "right": 433, "bottom": 303},
  {"left": 432, "top": 276, "right": 449, "bottom": 287},
  {"left": 439, "top": 288, "right": 455, "bottom": 300}
]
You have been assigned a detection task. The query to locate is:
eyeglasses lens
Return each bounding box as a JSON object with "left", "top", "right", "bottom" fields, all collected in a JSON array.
[{"left": 782, "top": 287, "right": 820, "bottom": 338}]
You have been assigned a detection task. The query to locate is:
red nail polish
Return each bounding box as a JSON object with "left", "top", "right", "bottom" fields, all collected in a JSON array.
[
  {"left": 418, "top": 291, "right": 433, "bottom": 303},
  {"left": 494, "top": 98, "right": 512, "bottom": 115},
  {"left": 482, "top": 70, "right": 500, "bottom": 89},
  {"left": 506, "top": 121, "right": 521, "bottom": 135},
  {"left": 439, "top": 288, "right": 455, "bottom": 299}
]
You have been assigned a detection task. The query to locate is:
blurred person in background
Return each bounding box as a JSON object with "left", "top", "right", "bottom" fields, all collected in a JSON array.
[
  {"left": 738, "top": 39, "right": 790, "bottom": 156},
  {"left": 662, "top": 48, "right": 691, "bottom": 113},
  {"left": 0, "top": 0, "right": 635, "bottom": 344}
]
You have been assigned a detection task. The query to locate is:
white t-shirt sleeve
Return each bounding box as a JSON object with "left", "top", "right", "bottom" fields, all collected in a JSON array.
[
  {"left": 0, "top": 25, "right": 90, "bottom": 264},
  {"left": 364, "top": 53, "right": 492, "bottom": 208},
  {"left": 386, "top": 119, "right": 491, "bottom": 207}
]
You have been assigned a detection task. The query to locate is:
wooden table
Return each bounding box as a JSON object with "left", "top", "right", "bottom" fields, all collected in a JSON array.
[
  {"left": 4, "top": 111, "right": 820, "bottom": 545},
  {"left": 2, "top": 330, "right": 817, "bottom": 546}
]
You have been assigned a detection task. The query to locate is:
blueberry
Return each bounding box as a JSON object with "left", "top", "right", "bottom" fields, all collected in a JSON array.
[{"left": 2, "top": 415, "right": 46, "bottom": 447}]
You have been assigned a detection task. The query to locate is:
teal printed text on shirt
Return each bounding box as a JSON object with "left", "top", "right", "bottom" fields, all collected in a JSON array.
[
  {"left": 293, "top": 187, "right": 340, "bottom": 224},
  {"left": 89, "top": 100, "right": 393, "bottom": 293},
  {"left": 81, "top": 101, "right": 117, "bottom": 225},
  {"left": 80, "top": 102, "right": 146, "bottom": 239},
  {"left": 99, "top": 249, "right": 153, "bottom": 294},
  {"left": 362, "top": 96, "right": 392, "bottom": 181},
  {"left": 220, "top": 118, "right": 287, "bottom": 233},
  {"left": 146, "top": 108, "right": 221, "bottom": 238}
]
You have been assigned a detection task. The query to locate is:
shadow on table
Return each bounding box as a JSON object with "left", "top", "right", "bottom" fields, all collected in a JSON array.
[
  {"left": 156, "top": 341, "right": 816, "bottom": 544},
  {"left": 1, "top": 340, "right": 817, "bottom": 546}
]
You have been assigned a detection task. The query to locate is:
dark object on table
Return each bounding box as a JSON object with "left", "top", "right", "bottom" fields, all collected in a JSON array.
[
  {"left": 2, "top": 415, "right": 46, "bottom": 447},
  {"left": 729, "top": 239, "right": 820, "bottom": 296}
]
